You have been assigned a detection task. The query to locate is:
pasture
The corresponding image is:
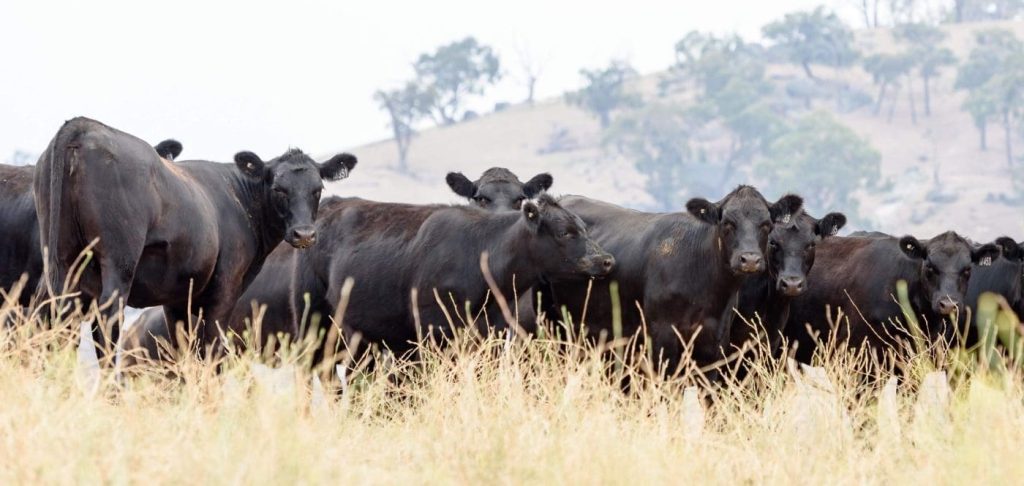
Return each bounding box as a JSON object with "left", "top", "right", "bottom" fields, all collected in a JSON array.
[{"left": 1, "top": 286, "right": 1023, "bottom": 484}]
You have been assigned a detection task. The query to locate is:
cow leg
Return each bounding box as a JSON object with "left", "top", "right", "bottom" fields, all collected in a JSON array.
[{"left": 90, "top": 254, "right": 140, "bottom": 364}]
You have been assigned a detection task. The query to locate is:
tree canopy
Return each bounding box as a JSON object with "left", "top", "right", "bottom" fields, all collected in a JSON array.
[
  {"left": 413, "top": 37, "right": 501, "bottom": 126},
  {"left": 762, "top": 7, "right": 859, "bottom": 79}
]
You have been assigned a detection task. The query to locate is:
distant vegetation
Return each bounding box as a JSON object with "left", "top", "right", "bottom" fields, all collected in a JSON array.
[{"left": 371, "top": 1, "right": 1024, "bottom": 221}]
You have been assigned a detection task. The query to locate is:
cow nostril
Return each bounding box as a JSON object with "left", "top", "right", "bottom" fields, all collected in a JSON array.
[{"left": 602, "top": 257, "right": 614, "bottom": 270}]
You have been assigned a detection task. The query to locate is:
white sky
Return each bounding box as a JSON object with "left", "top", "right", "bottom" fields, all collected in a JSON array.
[{"left": 1, "top": 0, "right": 853, "bottom": 163}]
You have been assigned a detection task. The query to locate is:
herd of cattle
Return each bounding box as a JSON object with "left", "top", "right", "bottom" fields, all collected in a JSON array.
[{"left": 1, "top": 117, "right": 1021, "bottom": 376}]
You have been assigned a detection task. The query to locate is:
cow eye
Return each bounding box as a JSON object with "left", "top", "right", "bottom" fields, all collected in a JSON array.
[
  {"left": 768, "top": 240, "right": 779, "bottom": 249},
  {"left": 806, "top": 243, "right": 815, "bottom": 251},
  {"left": 474, "top": 196, "right": 491, "bottom": 205},
  {"left": 961, "top": 268, "right": 972, "bottom": 279},
  {"left": 760, "top": 222, "right": 771, "bottom": 232},
  {"left": 723, "top": 220, "right": 736, "bottom": 231},
  {"left": 926, "top": 264, "right": 938, "bottom": 275},
  {"left": 273, "top": 187, "right": 288, "bottom": 195}
]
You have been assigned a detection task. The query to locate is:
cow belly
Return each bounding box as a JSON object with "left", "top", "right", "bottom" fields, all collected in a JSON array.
[{"left": 128, "top": 244, "right": 216, "bottom": 306}]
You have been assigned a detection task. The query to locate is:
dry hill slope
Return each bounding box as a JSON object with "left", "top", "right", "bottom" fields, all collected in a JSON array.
[{"left": 324, "top": 20, "right": 1024, "bottom": 241}]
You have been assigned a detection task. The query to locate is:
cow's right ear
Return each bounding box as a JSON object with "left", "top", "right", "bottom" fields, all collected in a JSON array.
[
  {"left": 523, "top": 173, "right": 554, "bottom": 198},
  {"left": 899, "top": 235, "right": 927, "bottom": 260},
  {"left": 770, "top": 194, "right": 803, "bottom": 224},
  {"left": 995, "top": 236, "right": 1023, "bottom": 262},
  {"left": 686, "top": 198, "right": 720, "bottom": 224},
  {"left": 446, "top": 172, "right": 477, "bottom": 199},
  {"left": 234, "top": 151, "right": 266, "bottom": 179},
  {"left": 522, "top": 200, "right": 542, "bottom": 232}
]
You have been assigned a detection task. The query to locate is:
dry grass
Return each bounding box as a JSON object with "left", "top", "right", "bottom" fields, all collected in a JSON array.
[{"left": 2, "top": 292, "right": 1024, "bottom": 485}]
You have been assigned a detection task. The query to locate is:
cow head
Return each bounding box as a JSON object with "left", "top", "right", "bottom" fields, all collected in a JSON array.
[
  {"left": 977, "top": 236, "right": 1024, "bottom": 309},
  {"left": 686, "top": 186, "right": 803, "bottom": 275},
  {"left": 900, "top": 232, "right": 999, "bottom": 316},
  {"left": 234, "top": 149, "right": 357, "bottom": 249},
  {"left": 522, "top": 194, "right": 614, "bottom": 280},
  {"left": 447, "top": 167, "right": 553, "bottom": 210},
  {"left": 767, "top": 211, "right": 846, "bottom": 297}
]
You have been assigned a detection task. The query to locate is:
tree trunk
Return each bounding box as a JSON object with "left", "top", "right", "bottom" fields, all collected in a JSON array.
[
  {"left": 599, "top": 111, "right": 611, "bottom": 128},
  {"left": 526, "top": 77, "right": 536, "bottom": 105},
  {"left": 907, "top": 74, "right": 917, "bottom": 125},
  {"left": 874, "top": 81, "right": 888, "bottom": 115},
  {"left": 860, "top": 0, "right": 872, "bottom": 28},
  {"left": 923, "top": 75, "right": 931, "bottom": 116},
  {"left": 954, "top": 0, "right": 964, "bottom": 23},
  {"left": 979, "top": 121, "right": 988, "bottom": 151},
  {"left": 887, "top": 83, "right": 900, "bottom": 123},
  {"left": 873, "top": 0, "right": 880, "bottom": 26},
  {"left": 801, "top": 60, "right": 816, "bottom": 79}
]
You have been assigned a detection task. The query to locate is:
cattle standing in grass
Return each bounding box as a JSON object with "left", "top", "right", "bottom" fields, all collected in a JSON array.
[
  {"left": 1, "top": 140, "right": 182, "bottom": 308},
  {"left": 35, "top": 117, "right": 356, "bottom": 354},
  {"left": 785, "top": 231, "right": 1000, "bottom": 362},
  {"left": 292, "top": 194, "right": 613, "bottom": 359},
  {"left": 964, "top": 236, "right": 1024, "bottom": 345},
  {"left": 544, "top": 186, "right": 803, "bottom": 376},
  {"left": 731, "top": 210, "right": 846, "bottom": 356}
]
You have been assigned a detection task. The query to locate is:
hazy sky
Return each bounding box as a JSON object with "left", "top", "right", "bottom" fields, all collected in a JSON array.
[{"left": 1, "top": 0, "right": 847, "bottom": 163}]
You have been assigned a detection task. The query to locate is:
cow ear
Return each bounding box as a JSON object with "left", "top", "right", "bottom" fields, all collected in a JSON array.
[
  {"left": 995, "top": 236, "right": 1023, "bottom": 262},
  {"left": 446, "top": 172, "right": 477, "bottom": 199},
  {"left": 523, "top": 173, "right": 554, "bottom": 198},
  {"left": 770, "top": 194, "right": 803, "bottom": 224},
  {"left": 686, "top": 198, "right": 720, "bottom": 224},
  {"left": 522, "top": 200, "right": 542, "bottom": 232},
  {"left": 234, "top": 151, "right": 266, "bottom": 179},
  {"left": 319, "top": 153, "right": 357, "bottom": 181},
  {"left": 973, "top": 243, "right": 1001, "bottom": 266},
  {"left": 898, "top": 235, "right": 927, "bottom": 260},
  {"left": 154, "top": 139, "right": 182, "bottom": 161},
  {"left": 816, "top": 212, "right": 847, "bottom": 238}
]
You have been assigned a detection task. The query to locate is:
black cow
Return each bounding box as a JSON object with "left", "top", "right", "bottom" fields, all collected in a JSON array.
[
  {"left": 222, "top": 168, "right": 559, "bottom": 352},
  {"left": 446, "top": 167, "right": 552, "bottom": 210},
  {"left": 731, "top": 210, "right": 846, "bottom": 356},
  {"left": 786, "top": 231, "right": 1000, "bottom": 362},
  {"left": 545, "top": 186, "right": 803, "bottom": 376},
  {"left": 292, "top": 194, "right": 613, "bottom": 358},
  {"left": 963, "top": 236, "right": 1024, "bottom": 345},
  {"left": 35, "top": 117, "right": 356, "bottom": 353},
  {"left": 0, "top": 140, "right": 182, "bottom": 308}
]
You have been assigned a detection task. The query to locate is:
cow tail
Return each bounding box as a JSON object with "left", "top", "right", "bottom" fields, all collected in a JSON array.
[{"left": 44, "top": 121, "right": 85, "bottom": 296}]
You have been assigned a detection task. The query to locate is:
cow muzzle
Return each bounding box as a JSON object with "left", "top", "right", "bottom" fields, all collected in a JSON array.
[
  {"left": 581, "top": 253, "right": 615, "bottom": 278},
  {"left": 287, "top": 225, "right": 317, "bottom": 249},
  {"left": 935, "top": 297, "right": 960, "bottom": 316},
  {"left": 777, "top": 275, "right": 807, "bottom": 297},
  {"left": 734, "top": 252, "right": 764, "bottom": 274}
]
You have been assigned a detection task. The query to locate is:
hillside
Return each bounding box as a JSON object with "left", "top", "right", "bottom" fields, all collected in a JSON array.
[{"left": 324, "top": 20, "right": 1024, "bottom": 241}]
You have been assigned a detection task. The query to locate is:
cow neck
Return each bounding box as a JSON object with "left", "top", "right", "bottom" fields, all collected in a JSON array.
[
  {"left": 479, "top": 213, "right": 540, "bottom": 297},
  {"left": 229, "top": 171, "right": 286, "bottom": 257}
]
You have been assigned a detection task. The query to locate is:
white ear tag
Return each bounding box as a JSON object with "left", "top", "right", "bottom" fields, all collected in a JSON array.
[
  {"left": 981, "top": 256, "right": 992, "bottom": 266},
  {"left": 782, "top": 213, "right": 791, "bottom": 224}
]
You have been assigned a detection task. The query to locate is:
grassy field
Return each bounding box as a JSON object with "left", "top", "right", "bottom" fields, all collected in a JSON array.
[{"left": 2, "top": 294, "right": 1024, "bottom": 485}]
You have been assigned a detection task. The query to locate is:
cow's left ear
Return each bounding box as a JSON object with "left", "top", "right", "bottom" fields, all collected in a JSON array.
[
  {"left": 686, "top": 198, "right": 720, "bottom": 224},
  {"left": 235, "top": 151, "right": 266, "bottom": 179},
  {"left": 816, "top": 212, "right": 847, "bottom": 238},
  {"left": 995, "top": 236, "right": 1023, "bottom": 262},
  {"left": 770, "top": 194, "right": 803, "bottom": 224},
  {"left": 522, "top": 200, "right": 542, "bottom": 232},
  {"left": 319, "top": 153, "right": 357, "bottom": 181},
  {"left": 973, "top": 243, "right": 1001, "bottom": 267},
  {"left": 154, "top": 139, "right": 183, "bottom": 161},
  {"left": 899, "top": 235, "right": 927, "bottom": 260},
  {"left": 523, "top": 173, "right": 554, "bottom": 198}
]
